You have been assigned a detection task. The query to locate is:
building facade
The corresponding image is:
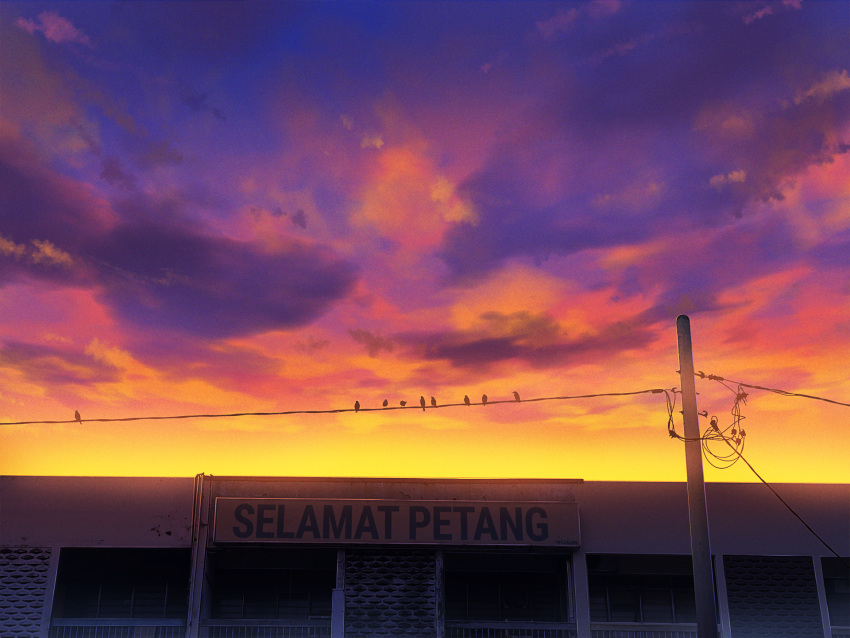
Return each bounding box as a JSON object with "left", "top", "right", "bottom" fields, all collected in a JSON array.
[{"left": 1, "top": 475, "right": 847, "bottom": 638}]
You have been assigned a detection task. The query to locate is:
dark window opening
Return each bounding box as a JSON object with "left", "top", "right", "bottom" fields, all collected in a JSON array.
[
  {"left": 445, "top": 553, "right": 569, "bottom": 622},
  {"left": 208, "top": 548, "right": 335, "bottom": 621},
  {"left": 52, "top": 548, "right": 190, "bottom": 620},
  {"left": 587, "top": 554, "right": 697, "bottom": 624},
  {"left": 822, "top": 557, "right": 850, "bottom": 627}
]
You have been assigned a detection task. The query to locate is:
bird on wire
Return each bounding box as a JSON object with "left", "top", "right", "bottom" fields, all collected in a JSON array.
[
  {"left": 354, "top": 401, "right": 360, "bottom": 413},
  {"left": 430, "top": 396, "right": 437, "bottom": 408},
  {"left": 464, "top": 395, "right": 470, "bottom": 406},
  {"left": 513, "top": 391, "right": 521, "bottom": 402},
  {"left": 74, "top": 410, "right": 82, "bottom": 424},
  {"left": 420, "top": 396, "right": 426, "bottom": 411},
  {"left": 482, "top": 394, "right": 488, "bottom": 406},
  {"left": 400, "top": 400, "right": 407, "bottom": 407},
  {"left": 382, "top": 399, "right": 388, "bottom": 407}
]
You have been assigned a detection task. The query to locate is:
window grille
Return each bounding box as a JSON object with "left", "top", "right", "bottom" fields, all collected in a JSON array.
[
  {"left": 587, "top": 555, "right": 697, "bottom": 625},
  {"left": 203, "top": 627, "right": 331, "bottom": 638},
  {"left": 51, "top": 549, "right": 190, "bottom": 621},
  {"left": 822, "top": 557, "right": 850, "bottom": 630},
  {"left": 445, "top": 627, "right": 576, "bottom": 638},
  {"left": 210, "top": 569, "right": 334, "bottom": 620}
]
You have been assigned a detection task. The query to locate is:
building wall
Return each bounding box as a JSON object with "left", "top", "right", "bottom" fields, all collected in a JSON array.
[
  {"left": 1, "top": 476, "right": 848, "bottom": 638},
  {"left": 0, "top": 476, "right": 193, "bottom": 548}
]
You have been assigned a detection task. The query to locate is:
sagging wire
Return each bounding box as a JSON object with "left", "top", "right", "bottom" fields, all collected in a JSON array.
[
  {"left": 665, "top": 384, "right": 747, "bottom": 469},
  {"left": 0, "top": 387, "right": 671, "bottom": 426},
  {"left": 668, "top": 379, "right": 847, "bottom": 565},
  {"left": 702, "top": 383, "right": 748, "bottom": 470},
  {"left": 695, "top": 371, "right": 850, "bottom": 408}
]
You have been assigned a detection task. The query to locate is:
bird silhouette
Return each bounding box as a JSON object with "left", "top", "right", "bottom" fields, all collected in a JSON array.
[
  {"left": 420, "top": 396, "right": 426, "bottom": 411},
  {"left": 430, "top": 396, "right": 437, "bottom": 408},
  {"left": 400, "top": 400, "right": 407, "bottom": 407},
  {"left": 464, "top": 395, "right": 470, "bottom": 406},
  {"left": 74, "top": 410, "right": 82, "bottom": 423},
  {"left": 482, "top": 394, "right": 488, "bottom": 406},
  {"left": 513, "top": 391, "right": 521, "bottom": 402},
  {"left": 354, "top": 401, "right": 360, "bottom": 413},
  {"left": 382, "top": 399, "right": 388, "bottom": 407}
]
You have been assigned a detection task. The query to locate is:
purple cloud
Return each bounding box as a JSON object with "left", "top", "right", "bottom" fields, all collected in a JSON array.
[
  {"left": 0, "top": 341, "right": 120, "bottom": 387},
  {"left": 399, "top": 311, "right": 657, "bottom": 371},
  {"left": 89, "top": 220, "right": 358, "bottom": 338},
  {"left": 100, "top": 156, "right": 136, "bottom": 190},
  {"left": 15, "top": 11, "right": 92, "bottom": 47},
  {"left": 348, "top": 328, "right": 394, "bottom": 357}
]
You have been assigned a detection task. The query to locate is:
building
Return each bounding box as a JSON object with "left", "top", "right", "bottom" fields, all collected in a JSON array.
[{"left": 1, "top": 475, "right": 847, "bottom": 638}]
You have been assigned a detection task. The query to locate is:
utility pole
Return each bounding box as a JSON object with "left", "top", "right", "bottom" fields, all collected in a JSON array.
[{"left": 676, "top": 315, "right": 718, "bottom": 638}]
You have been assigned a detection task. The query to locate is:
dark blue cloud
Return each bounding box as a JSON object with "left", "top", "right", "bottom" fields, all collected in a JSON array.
[
  {"left": 0, "top": 341, "right": 120, "bottom": 387},
  {"left": 89, "top": 220, "right": 358, "bottom": 338},
  {"left": 398, "top": 311, "right": 657, "bottom": 370},
  {"left": 0, "top": 137, "right": 107, "bottom": 251},
  {"left": 1, "top": 136, "right": 358, "bottom": 338}
]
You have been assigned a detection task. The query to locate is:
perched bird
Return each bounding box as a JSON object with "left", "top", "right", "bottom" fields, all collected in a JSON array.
[
  {"left": 74, "top": 410, "right": 82, "bottom": 424},
  {"left": 430, "top": 396, "right": 437, "bottom": 408},
  {"left": 420, "top": 396, "right": 426, "bottom": 411},
  {"left": 400, "top": 400, "right": 407, "bottom": 407},
  {"left": 482, "top": 394, "right": 488, "bottom": 406},
  {"left": 513, "top": 391, "right": 521, "bottom": 402},
  {"left": 464, "top": 395, "right": 470, "bottom": 406},
  {"left": 354, "top": 401, "right": 360, "bottom": 413},
  {"left": 382, "top": 399, "right": 388, "bottom": 407}
]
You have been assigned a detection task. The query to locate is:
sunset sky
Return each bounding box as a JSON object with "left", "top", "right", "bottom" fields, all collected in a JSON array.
[{"left": 1, "top": 0, "right": 848, "bottom": 483}]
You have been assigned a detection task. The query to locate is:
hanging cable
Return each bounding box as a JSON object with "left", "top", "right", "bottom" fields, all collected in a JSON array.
[
  {"left": 669, "top": 378, "right": 847, "bottom": 566},
  {"left": 695, "top": 371, "right": 850, "bottom": 408},
  {"left": 0, "top": 387, "right": 671, "bottom": 426},
  {"left": 720, "top": 438, "right": 849, "bottom": 567}
]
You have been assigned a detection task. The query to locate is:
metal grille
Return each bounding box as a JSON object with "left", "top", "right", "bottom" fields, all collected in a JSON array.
[
  {"left": 724, "top": 555, "right": 823, "bottom": 637},
  {"left": 48, "top": 627, "right": 185, "bottom": 638},
  {"left": 203, "top": 628, "right": 330, "bottom": 638},
  {"left": 591, "top": 631, "right": 697, "bottom": 638},
  {"left": 446, "top": 628, "right": 576, "bottom": 638},
  {"left": 0, "top": 547, "right": 52, "bottom": 638}
]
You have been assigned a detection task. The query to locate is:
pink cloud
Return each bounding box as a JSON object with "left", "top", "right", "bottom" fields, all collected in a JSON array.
[
  {"left": 537, "top": 8, "right": 579, "bottom": 39},
  {"left": 15, "top": 12, "right": 92, "bottom": 47},
  {"left": 537, "top": 0, "right": 622, "bottom": 39},
  {"left": 743, "top": 5, "right": 773, "bottom": 24}
]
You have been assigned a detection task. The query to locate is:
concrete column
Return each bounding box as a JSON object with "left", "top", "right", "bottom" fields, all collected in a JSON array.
[
  {"left": 572, "top": 550, "right": 592, "bottom": 638},
  {"left": 187, "top": 474, "right": 211, "bottom": 638},
  {"left": 37, "top": 546, "right": 60, "bottom": 638},
  {"left": 713, "top": 554, "right": 731, "bottom": 638},
  {"left": 332, "top": 549, "right": 346, "bottom": 638},
  {"left": 811, "top": 556, "right": 832, "bottom": 638}
]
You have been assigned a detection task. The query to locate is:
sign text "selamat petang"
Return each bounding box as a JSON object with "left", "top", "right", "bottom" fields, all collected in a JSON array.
[{"left": 213, "top": 499, "right": 580, "bottom": 547}]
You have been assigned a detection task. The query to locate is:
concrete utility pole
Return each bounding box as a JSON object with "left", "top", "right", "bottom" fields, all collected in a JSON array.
[{"left": 676, "top": 315, "right": 718, "bottom": 638}]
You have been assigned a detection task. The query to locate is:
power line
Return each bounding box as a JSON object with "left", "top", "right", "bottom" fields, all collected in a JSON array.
[
  {"left": 695, "top": 371, "right": 850, "bottom": 408},
  {"left": 0, "top": 387, "right": 669, "bottom": 426},
  {"left": 721, "top": 438, "right": 849, "bottom": 567},
  {"left": 668, "top": 386, "right": 848, "bottom": 565}
]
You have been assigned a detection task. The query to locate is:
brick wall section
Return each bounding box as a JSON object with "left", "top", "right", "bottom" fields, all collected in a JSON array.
[
  {"left": 0, "top": 548, "right": 52, "bottom": 638},
  {"left": 344, "top": 549, "right": 437, "bottom": 637}
]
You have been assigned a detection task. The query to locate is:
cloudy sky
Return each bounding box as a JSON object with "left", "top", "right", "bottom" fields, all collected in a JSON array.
[{"left": 1, "top": 0, "right": 848, "bottom": 482}]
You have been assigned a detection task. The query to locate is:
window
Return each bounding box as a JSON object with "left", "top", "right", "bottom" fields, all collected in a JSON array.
[
  {"left": 588, "top": 554, "right": 696, "bottom": 624},
  {"left": 445, "top": 553, "right": 570, "bottom": 622},
  {"left": 822, "top": 557, "right": 850, "bottom": 628},
  {"left": 208, "top": 548, "right": 335, "bottom": 621},
  {"left": 52, "top": 548, "right": 190, "bottom": 620}
]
